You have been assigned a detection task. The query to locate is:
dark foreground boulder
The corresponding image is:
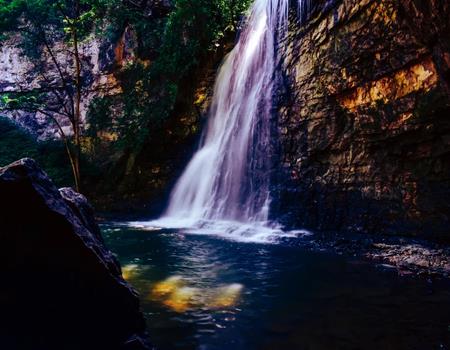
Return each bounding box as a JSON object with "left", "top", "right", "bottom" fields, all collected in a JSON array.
[{"left": 0, "top": 158, "right": 151, "bottom": 350}]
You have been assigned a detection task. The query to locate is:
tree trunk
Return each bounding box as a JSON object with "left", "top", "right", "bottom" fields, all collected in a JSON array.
[
  {"left": 72, "top": 0, "right": 83, "bottom": 193},
  {"left": 65, "top": 139, "right": 81, "bottom": 193}
]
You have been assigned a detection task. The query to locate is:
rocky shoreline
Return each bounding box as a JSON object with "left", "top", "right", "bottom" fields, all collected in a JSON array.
[{"left": 287, "top": 231, "right": 450, "bottom": 278}]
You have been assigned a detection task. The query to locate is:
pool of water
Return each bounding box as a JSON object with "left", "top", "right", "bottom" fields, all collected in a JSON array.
[{"left": 102, "top": 225, "right": 450, "bottom": 350}]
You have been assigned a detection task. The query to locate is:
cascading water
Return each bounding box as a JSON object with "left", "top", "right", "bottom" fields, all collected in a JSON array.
[{"left": 132, "top": 0, "right": 312, "bottom": 242}]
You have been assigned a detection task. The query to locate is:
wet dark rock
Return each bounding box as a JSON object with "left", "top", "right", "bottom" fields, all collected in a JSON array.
[
  {"left": 0, "top": 158, "right": 152, "bottom": 350},
  {"left": 278, "top": 0, "right": 450, "bottom": 240},
  {"left": 59, "top": 187, "right": 103, "bottom": 242}
]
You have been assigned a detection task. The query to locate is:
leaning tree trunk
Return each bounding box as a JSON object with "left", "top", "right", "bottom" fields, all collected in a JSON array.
[{"left": 71, "top": 0, "right": 83, "bottom": 193}]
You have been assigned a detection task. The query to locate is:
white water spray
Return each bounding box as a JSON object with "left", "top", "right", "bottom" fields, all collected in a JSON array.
[{"left": 131, "top": 0, "right": 312, "bottom": 243}]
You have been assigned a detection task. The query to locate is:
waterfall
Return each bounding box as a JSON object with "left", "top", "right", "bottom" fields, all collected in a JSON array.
[{"left": 132, "top": 0, "right": 312, "bottom": 242}]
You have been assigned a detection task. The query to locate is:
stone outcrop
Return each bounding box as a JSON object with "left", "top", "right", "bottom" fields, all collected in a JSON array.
[
  {"left": 0, "top": 0, "right": 174, "bottom": 140},
  {"left": 0, "top": 158, "right": 151, "bottom": 349},
  {"left": 290, "top": 230, "right": 450, "bottom": 277},
  {"left": 0, "top": 34, "right": 122, "bottom": 139},
  {"left": 277, "top": 0, "right": 450, "bottom": 241}
]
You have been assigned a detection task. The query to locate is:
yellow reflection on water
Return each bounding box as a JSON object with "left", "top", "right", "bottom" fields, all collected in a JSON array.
[
  {"left": 150, "top": 276, "right": 185, "bottom": 298},
  {"left": 163, "top": 286, "right": 198, "bottom": 312},
  {"left": 208, "top": 283, "right": 243, "bottom": 308},
  {"left": 121, "top": 264, "right": 140, "bottom": 280},
  {"left": 148, "top": 276, "right": 244, "bottom": 313}
]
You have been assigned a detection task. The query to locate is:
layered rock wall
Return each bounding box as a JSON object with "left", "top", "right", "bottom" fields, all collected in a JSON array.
[
  {"left": 0, "top": 34, "right": 122, "bottom": 139},
  {"left": 278, "top": 0, "right": 450, "bottom": 240}
]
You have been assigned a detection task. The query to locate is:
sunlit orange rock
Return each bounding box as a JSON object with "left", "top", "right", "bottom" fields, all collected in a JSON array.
[{"left": 339, "top": 57, "right": 438, "bottom": 111}]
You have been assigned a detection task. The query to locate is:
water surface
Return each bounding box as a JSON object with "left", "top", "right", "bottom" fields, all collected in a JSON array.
[{"left": 102, "top": 225, "right": 450, "bottom": 350}]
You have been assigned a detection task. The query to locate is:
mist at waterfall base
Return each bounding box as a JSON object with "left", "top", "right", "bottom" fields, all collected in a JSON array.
[{"left": 128, "top": 0, "right": 309, "bottom": 243}]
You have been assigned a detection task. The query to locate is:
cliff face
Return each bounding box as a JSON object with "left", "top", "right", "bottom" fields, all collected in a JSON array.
[
  {"left": 278, "top": 0, "right": 450, "bottom": 240},
  {"left": 0, "top": 0, "right": 171, "bottom": 139},
  {"left": 0, "top": 34, "right": 122, "bottom": 139},
  {"left": 2, "top": 0, "right": 449, "bottom": 240}
]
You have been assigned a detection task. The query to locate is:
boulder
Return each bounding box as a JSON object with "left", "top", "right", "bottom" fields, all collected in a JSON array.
[{"left": 0, "top": 158, "right": 152, "bottom": 350}]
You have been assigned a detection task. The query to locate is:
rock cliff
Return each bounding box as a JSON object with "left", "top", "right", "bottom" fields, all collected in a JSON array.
[
  {"left": 0, "top": 0, "right": 172, "bottom": 139},
  {"left": 277, "top": 0, "right": 450, "bottom": 240},
  {"left": 0, "top": 158, "right": 151, "bottom": 349},
  {"left": 1, "top": 0, "right": 449, "bottom": 241},
  {"left": 0, "top": 34, "right": 121, "bottom": 139}
]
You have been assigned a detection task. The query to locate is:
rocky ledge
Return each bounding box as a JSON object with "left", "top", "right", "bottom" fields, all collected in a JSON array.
[
  {"left": 287, "top": 231, "right": 450, "bottom": 278},
  {"left": 366, "top": 241, "right": 450, "bottom": 277},
  {"left": 0, "top": 158, "right": 152, "bottom": 350}
]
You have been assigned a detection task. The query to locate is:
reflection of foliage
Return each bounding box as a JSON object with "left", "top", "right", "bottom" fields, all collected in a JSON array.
[{"left": 0, "top": 116, "right": 72, "bottom": 186}]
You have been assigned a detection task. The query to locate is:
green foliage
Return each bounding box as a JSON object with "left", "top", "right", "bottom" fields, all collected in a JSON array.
[
  {"left": 0, "top": 91, "right": 46, "bottom": 112},
  {"left": 0, "top": 0, "right": 120, "bottom": 190},
  {"left": 86, "top": 96, "right": 114, "bottom": 136},
  {"left": 89, "top": 0, "right": 253, "bottom": 155},
  {"left": 98, "top": 1, "right": 167, "bottom": 57},
  {"left": 0, "top": 116, "right": 73, "bottom": 186},
  {"left": 0, "top": 0, "right": 25, "bottom": 40},
  {"left": 1, "top": 0, "right": 253, "bottom": 193},
  {"left": 153, "top": 0, "right": 252, "bottom": 80},
  {"left": 0, "top": 0, "right": 121, "bottom": 63}
]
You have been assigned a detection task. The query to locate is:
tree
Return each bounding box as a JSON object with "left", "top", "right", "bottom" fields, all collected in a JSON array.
[
  {"left": 1, "top": 0, "right": 253, "bottom": 193},
  {"left": 0, "top": 0, "right": 110, "bottom": 192},
  {"left": 107, "top": 0, "right": 254, "bottom": 154}
]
